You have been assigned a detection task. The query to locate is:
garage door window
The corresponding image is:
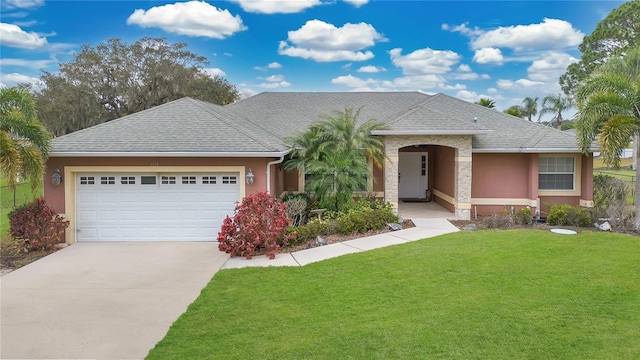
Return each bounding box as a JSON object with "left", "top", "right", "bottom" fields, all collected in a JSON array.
[
  {"left": 161, "top": 176, "right": 176, "bottom": 184},
  {"left": 101, "top": 176, "right": 115, "bottom": 185},
  {"left": 141, "top": 176, "right": 156, "bottom": 185},
  {"left": 202, "top": 176, "right": 217, "bottom": 184},
  {"left": 182, "top": 176, "right": 197, "bottom": 184},
  {"left": 80, "top": 176, "right": 95, "bottom": 185},
  {"left": 222, "top": 176, "right": 237, "bottom": 184},
  {"left": 121, "top": 176, "right": 135, "bottom": 184}
]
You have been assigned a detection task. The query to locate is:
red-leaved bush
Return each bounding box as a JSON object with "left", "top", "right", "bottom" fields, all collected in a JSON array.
[
  {"left": 9, "top": 198, "right": 70, "bottom": 252},
  {"left": 218, "top": 191, "right": 295, "bottom": 259}
]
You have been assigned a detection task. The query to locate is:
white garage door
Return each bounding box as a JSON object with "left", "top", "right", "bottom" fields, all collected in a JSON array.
[{"left": 76, "top": 173, "right": 240, "bottom": 242}]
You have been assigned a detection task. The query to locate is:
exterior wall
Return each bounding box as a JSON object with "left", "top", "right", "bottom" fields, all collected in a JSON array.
[
  {"left": 580, "top": 154, "right": 594, "bottom": 206},
  {"left": 44, "top": 156, "right": 277, "bottom": 243},
  {"left": 282, "top": 168, "right": 300, "bottom": 193},
  {"left": 384, "top": 135, "right": 472, "bottom": 220},
  {"left": 469, "top": 152, "right": 593, "bottom": 217}
]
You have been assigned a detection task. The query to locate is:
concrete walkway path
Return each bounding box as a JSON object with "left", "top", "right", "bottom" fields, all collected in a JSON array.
[
  {"left": 223, "top": 218, "right": 459, "bottom": 269},
  {"left": 1, "top": 242, "right": 228, "bottom": 360}
]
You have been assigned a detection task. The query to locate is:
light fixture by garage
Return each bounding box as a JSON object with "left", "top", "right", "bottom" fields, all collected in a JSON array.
[
  {"left": 246, "top": 168, "right": 255, "bottom": 185},
  {"left": 52, "top": 169, "right": 63, "bottom": 186}
]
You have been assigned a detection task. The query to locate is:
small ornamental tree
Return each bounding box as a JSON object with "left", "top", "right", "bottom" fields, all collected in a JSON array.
[
  {"left": 9, "top": 198, "right": 70, "bottom": 251},
  {"left": 218, "top": 191, "right": 295, "bottom": 259}
]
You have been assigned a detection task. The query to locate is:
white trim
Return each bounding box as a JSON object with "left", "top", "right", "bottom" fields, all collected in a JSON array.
[
  {"left": 51, "top": 151, "right": 291, "bottom": 158},
  {"left": 473, "top": 148, "right": 588, "bottom": 153},
  {"left": 538, "top": 154, "right": 582, "bottom": 196},
  {"left": 372, "top": 130, "right": 492, "bottom": 135},
  {"left": 471, "top": 198, "right": 538, "bottom": 207}
]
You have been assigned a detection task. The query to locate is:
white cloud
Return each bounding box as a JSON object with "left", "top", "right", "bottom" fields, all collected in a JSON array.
[
  {"left": 438, "top": 83, "right": 466, "bottom": 91},
  {"left": 381, "top": 74, "right": 446, "bottom": 90},
  {"left": 441, "top": 22, "right": 483, "bottom": 37},
  {"left": 450, "top": 72, "right": 480, "bottom": 81},
  {"left": 203, "top": 68, "right": 226, "bottom": 77},
  {"left": 2, "top": 0, "right": 43, "bottom": 9},
  {"left": 389, "top": 47, "right": 460, "bottom": 75},
  {"left": 278, "top": 20, "right": 385, "bottom": 62},
  {"left": 473, "top": 47, "right": 503, "bottom": 65},
  {"left": 0, "top": 72, "right": 42, "bottom": 88},
  {"left": 265, "top": 74, "right": 285, "bottom": 82},
  {"left": 0, "top": 58, "right": 54, "bottom": 69},
  {"left": 331, "top": 74, "right": 377, "bottom": 87},
  {"left": 344, "top": 0, "right": 369, "bottom": 7},
  {"left": 527, "top": 52, "right": 578, "bottom": 82},
  {"left": 357, "top": 65, "right": 386, "bottom": 73},
  {"left": 0, "top": 23, "right": 47, "bottom": 49},
  {"left": 258, "top": 81, "right": 291, "bottom": 89},
  {"left": 127, "top": 1, "right": 246, "bottom": 39},
  {"left": 487, "top": 88, "right": 498, "bottom": 94},
  {"left": 471, "top": 18, "right": 584, "bottom": 51},
  {"left": 254, "top": 62, "right": 282, "bottom": 71},
  {"left": 231, "top": 0, "right": 322, "bottom": 14},
  {"left": 457, "top": 64, "right": 472, "bottom": 72},
  {"left": 497, "top": 78, "right": 546, "bottom": 93}
]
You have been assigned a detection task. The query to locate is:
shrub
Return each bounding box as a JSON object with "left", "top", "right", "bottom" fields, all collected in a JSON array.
[
  {"left": 593, "top": 174, "right": 630, "bottom": 228},
  {"left": 482, "top": 214, "right": 514, "bottom": 229},
  {"left": 547, "top": 204, "right": 591, "bottom": 227},
  {"left": 284, "top": 197, "right": 308, "bottom": 226},
  {"left": 335, "top": 201, "right": 397, "bottom": 235},
  {"left": 218, "top": 192, "right": 295, "bottom": 259},
  {"left": 9, "top": 198, "right": 69, "bottom": 252},
  {"left": 513, "top": 207, "right": 533, "bottom": 225},
  {"left": 287, "top": 219, "right": 328, "bottom": 246}
]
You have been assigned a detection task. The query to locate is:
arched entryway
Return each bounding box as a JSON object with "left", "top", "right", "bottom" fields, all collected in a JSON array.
[{"left": 383, "top": 135, "right": 472, "bottom": 220}]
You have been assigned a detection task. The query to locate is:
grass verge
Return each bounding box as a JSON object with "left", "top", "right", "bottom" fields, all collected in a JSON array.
[{"left": 147, "top": 229, "right": 640, "bottom": 360}]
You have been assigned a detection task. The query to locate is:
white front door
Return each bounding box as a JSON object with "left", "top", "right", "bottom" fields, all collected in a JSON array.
[
  {"left": 399, "top": 152, "right": 428, "bottom": 198},
  {"left": 75, "top": 173, "right": 240, "bottom": 242}
]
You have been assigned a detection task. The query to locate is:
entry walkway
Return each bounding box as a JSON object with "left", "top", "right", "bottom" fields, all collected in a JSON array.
[{"left": 223, "top": 218, "right": 459, "bottom": 269}]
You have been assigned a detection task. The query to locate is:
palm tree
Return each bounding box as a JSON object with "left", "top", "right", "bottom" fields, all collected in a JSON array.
[
  {"left": 0, "top": 87, "right": 51, "bottom": 191},
  {"left": 475, "top": 98, "right": 496, "bottom": 108},
  {"left": 520, "top": 97, "right": 538, "bottom": 121},
  {"left": 284, "top": 107, "right": 387, "bottom": 210},
  {"left": 503, "top": 105, "right": 523, "bottom": 117},
  {"left": 539, "top": 94, "right": 575, "bottom": 129},
  {"left": 575, "top": 46, "right": 640, "bottom": 228}
]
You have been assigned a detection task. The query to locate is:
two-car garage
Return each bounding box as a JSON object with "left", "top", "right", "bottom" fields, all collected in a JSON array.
[{"left": 74, "top": 172, "right": 240, "bottom": 242}]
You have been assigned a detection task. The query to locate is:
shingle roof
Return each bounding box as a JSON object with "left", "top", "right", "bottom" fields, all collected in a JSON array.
[
  {"left": 420, "top": 94, "right": 582, "bottom": 152},
  {"left": 52, "top": 91, "right": 585, "bottom": 155},
  {"left": 52, "top": 97, "right": 287, "bottom": 154}
]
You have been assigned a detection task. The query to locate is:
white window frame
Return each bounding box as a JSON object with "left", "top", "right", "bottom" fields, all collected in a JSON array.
[{"left": 538, "top": 155, "right": 581, "bottom": 196}]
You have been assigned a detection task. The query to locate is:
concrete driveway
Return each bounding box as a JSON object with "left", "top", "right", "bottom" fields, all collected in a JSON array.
[{"left": 1, "top": 242, "right": 229, "bottom": 360}]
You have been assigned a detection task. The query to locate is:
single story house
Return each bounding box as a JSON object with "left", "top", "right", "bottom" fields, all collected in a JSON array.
[{"left": 44, "top": 92, "right": 594, "bottom": 243}]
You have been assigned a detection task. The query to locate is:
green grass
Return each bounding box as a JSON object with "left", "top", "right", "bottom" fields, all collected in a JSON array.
[
  {"left": 0, "top": 178, "right": 42, "bottom": 236},
  {"left": 147, "top": 230, "right": 640, "bottom": 360},
  {"left": 593, "top": 156, "right": 633, "bottom": 170}
]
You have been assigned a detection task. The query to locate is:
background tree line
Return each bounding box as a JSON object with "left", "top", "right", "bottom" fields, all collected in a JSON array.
[{"left": 23, "top": 37, "right": 240, "bottom": 136}]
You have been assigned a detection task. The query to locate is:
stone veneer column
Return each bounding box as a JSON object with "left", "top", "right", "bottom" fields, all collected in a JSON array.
[
  {"left": 384, "top": 145, "right": 399, "bottom": 214},
  {"left": 455, "top": 140, "right": 472, "bottom": 220}
]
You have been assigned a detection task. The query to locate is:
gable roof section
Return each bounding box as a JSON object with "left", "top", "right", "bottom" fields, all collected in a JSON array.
[
  {"left": 419, "top": 94, "right": 582, "bottom": 152},
  {"left": 51, "top": 97, "right": 288, "bottom": 156}
]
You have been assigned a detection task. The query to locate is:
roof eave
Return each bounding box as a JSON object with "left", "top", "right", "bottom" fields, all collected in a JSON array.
[
  {"left": 49, "top": 150, "right": 292, "bottom": 158},
  {"left": 473, "top": 148, "right": 594, "bottom": 154},
  {"left": 372, "top": 130, "right": 492, "bottom": 135}
]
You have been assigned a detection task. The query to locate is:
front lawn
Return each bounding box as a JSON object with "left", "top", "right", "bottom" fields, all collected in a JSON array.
[{"left": 147, "top": 229, "right": 640, "bottom": 359}]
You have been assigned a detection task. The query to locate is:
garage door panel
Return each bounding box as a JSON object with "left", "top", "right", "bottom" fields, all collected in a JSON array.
[{"left": 76, "top": 172, "right": 239, "bottom": 242}]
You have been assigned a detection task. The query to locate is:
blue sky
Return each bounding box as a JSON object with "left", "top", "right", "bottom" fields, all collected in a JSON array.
[{"left": 0, "top": 0, "right": 625, "bottom": 117}]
